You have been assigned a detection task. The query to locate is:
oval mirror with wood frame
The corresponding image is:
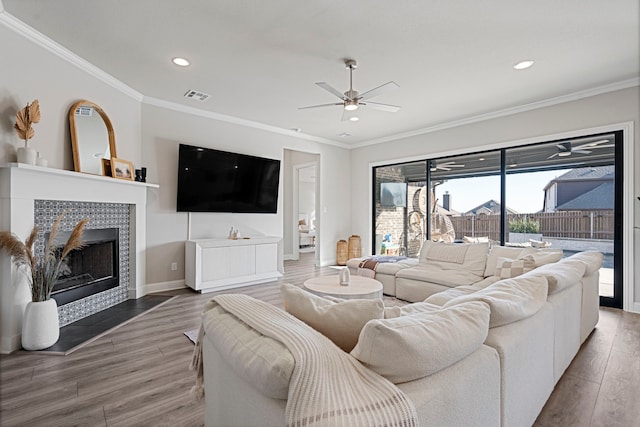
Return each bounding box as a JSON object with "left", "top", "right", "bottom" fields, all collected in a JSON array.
[{"left": 69, "top": 100, "right": 117, "bottom": 175}]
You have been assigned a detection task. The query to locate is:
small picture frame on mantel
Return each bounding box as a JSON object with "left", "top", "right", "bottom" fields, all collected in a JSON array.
[
  {"left": 111, "top": 157, "right": 134, "bottom": 181},
  {"left": 101, "top": 158, "right": 112, "bottom": 177}
]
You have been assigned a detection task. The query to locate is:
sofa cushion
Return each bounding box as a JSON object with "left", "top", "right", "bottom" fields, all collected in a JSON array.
[
  {"left": 520, "top": 248, "right": 564, "bottom": 266},
  {"left": 395, "top": 265, "right": 485, "bottom": 287},
  {"left": 202, "top": 304, "right": 294, "bottom": 400},
  {"left": 383, "top": 301, "right": 442, "bottom": 318},
  {"left": 494, "top": 255, "right": 536, "bottom": 279},
  {"left": 281, "top": 284, "right": 384, "bottom": 352},
  {"left": 424, "top": 285, "right": 479, "bottom": 306},
  {"left": 563, "top": 251, "right": 603, "bottom": 275},
  {"left": 351, "top": 301, "right": 490, "bottom": 383},
  {"left": 520, "top": 258, "right": 586, "bottom": 295},
  {"left": 418, "top": 241, "right": 489, "bottom": 277},
  {"left": 443, "top": 275, "right": 548, "bottom": 328}
]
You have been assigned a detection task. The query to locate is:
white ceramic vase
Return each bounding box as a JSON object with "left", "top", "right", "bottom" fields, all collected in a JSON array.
[
  {"left": 17, "top": 146, "right": 37, "bottom": 165},
  {"left": 22, "top": 299, "right": 60, "bottom": 350}
]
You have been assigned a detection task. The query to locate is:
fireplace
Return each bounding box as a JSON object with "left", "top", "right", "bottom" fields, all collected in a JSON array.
[{"left": 48, "top": 228, "right": 120, "bottom": 306}]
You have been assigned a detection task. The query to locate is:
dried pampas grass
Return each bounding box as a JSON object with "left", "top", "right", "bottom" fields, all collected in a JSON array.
[{"left": 0, "top": 212, "right": 89, "bottom": 302}]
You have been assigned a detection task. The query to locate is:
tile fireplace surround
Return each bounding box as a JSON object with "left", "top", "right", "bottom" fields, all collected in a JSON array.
[{"left": 0, "top": 163, "right": 157, "bottom": 354}]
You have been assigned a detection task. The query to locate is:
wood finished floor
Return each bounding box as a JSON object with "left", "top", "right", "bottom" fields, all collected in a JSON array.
[{"left": 1, "top": 252, "right": 638, "bottom": 427}]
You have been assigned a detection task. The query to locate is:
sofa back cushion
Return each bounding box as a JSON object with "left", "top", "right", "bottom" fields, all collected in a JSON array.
[
  {"left": 419, "top": 240, "right": 489, "bottom": 276},
  {"left": 519, "top": 257, "right": 587, "bottom": 295},
  {"left": 351, "top": 301, "right": 490, "bottom": 383},
  {"left": 202, "top": 304, "right": 294, "bottom": 400},
  {"left": 443, "top": 275, "right": 549, "bottom": 328},
  {"left": 281, "top": 284, "right": 384, "bottom": 352},
  {"left": 563, "top": 251, "right": 603, "bottom": 275}
]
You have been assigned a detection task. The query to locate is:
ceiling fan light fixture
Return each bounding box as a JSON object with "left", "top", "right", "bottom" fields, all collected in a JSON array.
[{"left": 344, "top": 103, "right": 358, "bottom": 111}]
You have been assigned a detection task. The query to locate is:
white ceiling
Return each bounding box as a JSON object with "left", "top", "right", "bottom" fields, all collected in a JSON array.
[{"left": 2, "top": 0, "right": 639, "bottom": 147}]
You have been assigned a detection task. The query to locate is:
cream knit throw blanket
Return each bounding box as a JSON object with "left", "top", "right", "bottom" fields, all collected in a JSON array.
[{"left": 191, "top": 294, "right": 418, "bottom": 427}]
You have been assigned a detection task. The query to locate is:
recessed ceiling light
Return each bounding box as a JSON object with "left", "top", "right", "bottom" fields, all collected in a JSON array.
[
  {"left": 172, "top": 57, "right": 190, "bottom": 67},
  {"left": 349, "top": 116, "right": 359, "bottom": 122},
  {"left": 478, "top": 157, "right": 485, "bottom": 161},
  {"left": 513, "top": 60, "right": 534, "bottom": 70}
]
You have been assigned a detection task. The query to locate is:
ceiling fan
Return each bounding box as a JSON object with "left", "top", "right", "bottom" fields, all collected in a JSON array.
[
  {"left": 299, "top": 59, "right": 400, "bottom": 121},
  {"left": 547, "top": 139, "right": 613, "bottom": 159},
  {"left": 430, "top": 161, "right": 465, "bottom": 172}
]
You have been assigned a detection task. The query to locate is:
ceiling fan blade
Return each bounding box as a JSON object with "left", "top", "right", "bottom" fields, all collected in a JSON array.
[
  {"left": 316, "top": 82, "right": 348, "bottom": 100},
  {"left": 547, "top": 153, "right": 559, "bottom": 159},
  {"left": 573, "top": 139, "right": 610, "bottom": 150},
  {"left": 298, "top": 102, "right": 343, "bottom": 110},
  {"left": 359, "top": 81, "right": 399, "bottom": 101},
  {"left": 363, "top": 101, "right": 401, "bottom": 113},
  {"left": 590, "top": 144, "right": 615, "bottom": 149},
  {"left": 446, "top": 164, "right": 465, "bottom": 168},
  {"left": 572, "top": 149, "right": 592, "bottom": 155}
]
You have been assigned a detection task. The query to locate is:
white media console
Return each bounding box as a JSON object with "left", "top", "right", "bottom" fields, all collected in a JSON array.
[{"left": 185, "top": 237, "right": 282, "bottom": 293}]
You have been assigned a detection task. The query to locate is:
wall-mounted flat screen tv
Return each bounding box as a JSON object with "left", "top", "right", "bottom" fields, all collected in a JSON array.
[
  {"left": 177, "top": 144, "right": 280, "bottom": 213},
  {"left": 380, "top": 182, "right": 407, "bottom": 207}
]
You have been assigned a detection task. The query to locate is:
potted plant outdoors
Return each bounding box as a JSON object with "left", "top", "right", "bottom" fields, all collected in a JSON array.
[
  {"left": 508, "top": 217, "right": 542, "bottom": 244},
  {"left": 0, "top": 212, "right": 89, "bottom": 350},
  {"left": 14, "top": 99, "right": 41, "bottom": 165}
]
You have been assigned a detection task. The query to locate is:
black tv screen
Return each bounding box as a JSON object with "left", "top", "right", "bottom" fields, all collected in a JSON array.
[{"left": 177, "top": 144, "right": 280, "bottom": 213}]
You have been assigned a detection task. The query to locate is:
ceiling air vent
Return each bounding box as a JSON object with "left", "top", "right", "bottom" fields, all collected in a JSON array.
[
  {"left": 75, "top": 106, "right": 93, "bottom": 117},
  {"left": 184, "top": 89, "right": 210, "bottom": 102}
]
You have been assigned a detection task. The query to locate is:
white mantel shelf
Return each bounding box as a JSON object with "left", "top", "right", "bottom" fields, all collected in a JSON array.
[
  {"left": 0, "top": 163, "right": 159, "bottom": 188},
  {"left": 0, "top": 163, "right": 156, "bottom": 353}
]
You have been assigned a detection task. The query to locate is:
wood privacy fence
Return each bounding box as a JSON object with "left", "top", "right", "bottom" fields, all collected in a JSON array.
[{"left": 448, "top": 211, "right": 614, "bottom": 241}]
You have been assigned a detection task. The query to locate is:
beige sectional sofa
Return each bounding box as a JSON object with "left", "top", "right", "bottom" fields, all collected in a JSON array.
[{"left": 195, "top": 249, "right": 603, "bottom": 427}]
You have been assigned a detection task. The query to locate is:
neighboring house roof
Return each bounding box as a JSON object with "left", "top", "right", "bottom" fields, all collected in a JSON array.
[
  {"left": 464, "top": 199, "right": 518, "bottom": 216},
  {"left": 555, "top": 182, "right": 615, "bottom": 210},
  {"left": 543, "top": 166, "right": 614, "bottom": 190}
]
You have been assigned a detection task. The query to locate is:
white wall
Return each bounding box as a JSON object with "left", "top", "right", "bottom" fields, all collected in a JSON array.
[
  {"left": 0, "top": 24, "right": 141, "bottom": 169},
  {"left": 351, "top": 86, "right": 639, "bottom": 310},
  {"left": 141, "top": 104, "right": 351, "bottom": 287}
]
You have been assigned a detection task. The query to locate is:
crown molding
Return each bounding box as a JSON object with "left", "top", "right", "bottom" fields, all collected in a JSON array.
[
  {"left": 142, "top": 96, "right": 349, "bottom": 148},
  {"left": 351, "top": 78, "right": 640, "bottom": 149},
  {"left": 0, "top": 10, "right": 144, "bottom": 102}
]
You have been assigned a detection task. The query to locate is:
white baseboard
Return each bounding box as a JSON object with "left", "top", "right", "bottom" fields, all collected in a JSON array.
[
  {"left": 145, "top": 279, "right": 187, "bottom": 294},
  {"left": 284, "top": 253, "right": 295, "bottom": 260}
]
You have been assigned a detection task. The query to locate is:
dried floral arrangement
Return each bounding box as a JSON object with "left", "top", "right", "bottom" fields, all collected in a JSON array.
[
  {"left": 14, "top": 99, "right": 41, "bottom": 147},
  {"left": 0, "top": 212, "right": 89, "bottom": 302}
]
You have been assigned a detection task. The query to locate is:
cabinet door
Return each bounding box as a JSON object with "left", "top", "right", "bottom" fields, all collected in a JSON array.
[
  {"left": 201, "top": 247, "right": 229, "bottom": 281},
  {"left": 228, "top": 245, "right": 256, "bottom": 277},
  {"left": 255, "top": 243, "right": 278, "bottom": 274}
]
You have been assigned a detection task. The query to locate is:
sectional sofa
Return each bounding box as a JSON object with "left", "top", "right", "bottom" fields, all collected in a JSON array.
[{"left": 194, "top": 243, "right": 603, "bottom": 427}]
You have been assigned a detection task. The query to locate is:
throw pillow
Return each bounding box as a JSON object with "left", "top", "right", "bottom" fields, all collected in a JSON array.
[
  {"left": 494, "top": 255, "right": 536, "bottom": 279},
  {"left": 280, "top": 283, "right": 384, "bottom": 352},
  {"left": 351, "top": 301, "right": 490, "bottom": 383}
]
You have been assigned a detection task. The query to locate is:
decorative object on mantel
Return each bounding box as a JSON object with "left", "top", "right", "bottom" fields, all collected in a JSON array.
[
  {"left": 101, "top": 158, "right": 112, "bottom": 176},
  {"left": 69, "top": 100, "right": 117, "bottom": 176},
  {"left": 35, "top": 152, "right": 48, "bottom": 167},
  {"left": 0, "top": 212, "right": 89, "bottom": 350},
  {"left": 134, "top": 167, "right": 147, "bottom": 182},
  {"left": 110, "top": 157, "right": 134, "bottom": 181},
  {"left": 14, "top": 99, "right": 41, "bottom": 165}
]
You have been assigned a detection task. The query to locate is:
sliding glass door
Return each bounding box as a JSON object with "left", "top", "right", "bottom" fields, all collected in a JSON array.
[{"left": 372, "top": 131, "right": 622, "bottom": 308}]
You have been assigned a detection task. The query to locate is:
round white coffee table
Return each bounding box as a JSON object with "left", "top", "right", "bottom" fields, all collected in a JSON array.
[{"left": 303, "top": 275, "right": 383, "bottom": 299}]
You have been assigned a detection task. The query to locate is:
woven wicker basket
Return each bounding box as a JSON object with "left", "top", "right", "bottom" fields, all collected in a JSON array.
[
  {"left": 348, "top": 235, "right": 361, "bottom": 259},
  {"left": 336, "top": 240, "right": 348, "bottom": 265}
]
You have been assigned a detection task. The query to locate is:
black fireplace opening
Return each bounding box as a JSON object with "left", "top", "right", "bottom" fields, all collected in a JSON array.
[{"left": 47, "top": 228, "right": 120, "bottom": 306}]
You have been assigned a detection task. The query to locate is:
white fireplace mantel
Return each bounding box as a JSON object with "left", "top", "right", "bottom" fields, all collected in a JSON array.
[{"left": 0, "top": 163, "right": 157, "bottom": 353}]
